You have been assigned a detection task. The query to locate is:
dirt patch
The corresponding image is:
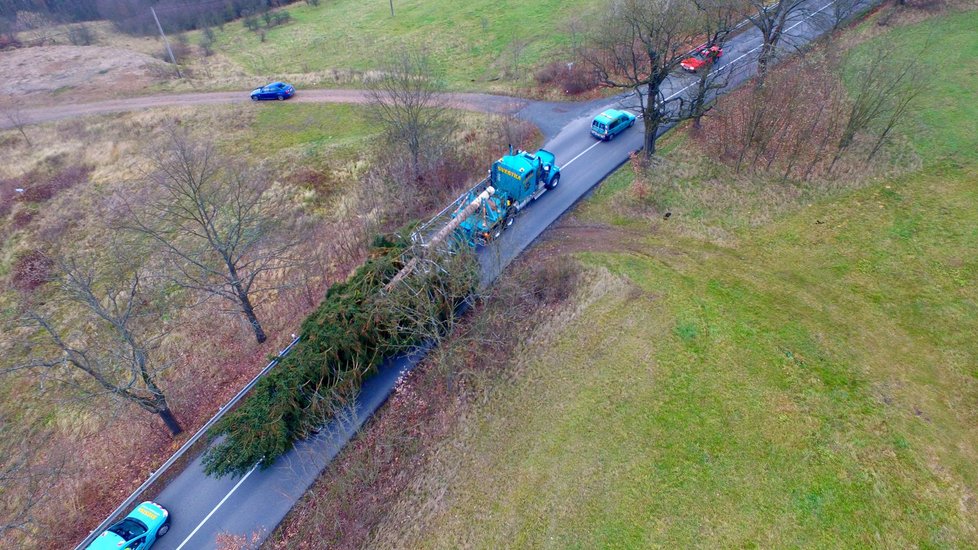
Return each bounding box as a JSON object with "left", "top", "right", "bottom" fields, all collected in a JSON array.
[{"left": 0, "top": 45, "right": 166, "bottom": 106}]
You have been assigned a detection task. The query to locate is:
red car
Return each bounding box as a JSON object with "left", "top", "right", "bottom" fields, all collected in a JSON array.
[{"left": 681, "top": 45, "right": 723, "bottom": 73}]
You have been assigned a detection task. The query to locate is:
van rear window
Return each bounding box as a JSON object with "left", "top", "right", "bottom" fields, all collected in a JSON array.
[{"left": 593, "top": 122, "right": 607, "bottom": 131}]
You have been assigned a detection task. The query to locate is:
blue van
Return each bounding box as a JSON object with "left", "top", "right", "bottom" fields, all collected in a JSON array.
[{"left": 590, "top": 109, "right": 636, "bottom": 141}]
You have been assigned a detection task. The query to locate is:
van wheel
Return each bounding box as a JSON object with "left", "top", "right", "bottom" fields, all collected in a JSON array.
[
  {"left": 157, "top": 521, "right": 170, "bottom": 537},
  {"left": 629, "top": 119, "right": 635, "bottom": 128}
]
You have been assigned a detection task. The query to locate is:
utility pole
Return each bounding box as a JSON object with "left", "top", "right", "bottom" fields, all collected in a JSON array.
[
  {"left": 151, "top": 7, "right": 182, "bottom": 78},
  {"left": 390, "top": 0, "right": 394, "bottom": 16}
]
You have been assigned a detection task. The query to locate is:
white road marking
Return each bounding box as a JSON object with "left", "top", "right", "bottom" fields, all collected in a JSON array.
[
  {"left": 174, "top": 463, "right": 259, "bottom": 550},
  {"left": 563, "top": 140, "right": 604, "bottom": 168}
]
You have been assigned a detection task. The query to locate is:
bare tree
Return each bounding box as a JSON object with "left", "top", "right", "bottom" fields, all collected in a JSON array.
[
  {"left": 0, "top": 100, "right": 33, "bottom": 147},
  {"left": 507, "top": 37, "right": 534, "bottom": 78},
  {"left": 746, "top": 0, "right": 809, "bottom": 75},
  {"left": 685, "top": 0, "right": 743, "bottom": 129},
  {"left": 828, "top": 0, "right": 862, "bottom": 30},
  {"left": 9, "top": 253, "right": 184, "bottom": 436},
  {"left": 578, "top": 0, "right": 698, "bottom": 156},
  {"left": 0, "top": 417, "right": 65, "bottom": 542},
  {"left": 830, "top": 45, "right": 925, "bottom": 171},
  {"left": 367, "top": 49, "right": 458, "bottom": 182},
  {"left": 122, "top": 128, "right": 303, "bottom": 344}
]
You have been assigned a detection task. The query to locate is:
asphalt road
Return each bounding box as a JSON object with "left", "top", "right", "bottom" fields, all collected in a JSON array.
[{"left": 73, "top": 0, "right": 878, "bottom": 547}]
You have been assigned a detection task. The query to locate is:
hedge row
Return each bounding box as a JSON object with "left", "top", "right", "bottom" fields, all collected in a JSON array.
[{"left": 202, "top": 232, "right": 477, "bottom": 478}]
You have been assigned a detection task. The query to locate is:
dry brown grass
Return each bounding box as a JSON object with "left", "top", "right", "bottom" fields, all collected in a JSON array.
[{"left": 0, "top": 106, "right": 360, "bottom": 546}]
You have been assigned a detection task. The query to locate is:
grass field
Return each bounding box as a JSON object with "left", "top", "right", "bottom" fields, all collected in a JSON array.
[
  {"left": 843, "top": 9, "right": 978, "bottom": 162},
  {"left": 364, "top": 9, "right": 978, "bottom": 547},
  {"left": 206, "top": 0, "right": 599, "bottom": 90}
]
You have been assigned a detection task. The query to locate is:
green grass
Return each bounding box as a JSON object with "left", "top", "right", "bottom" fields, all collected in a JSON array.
[
  {"left": 378, "top": 9, "right": 978, "bottom": 547},
  {"left": 209, "top": 0, "right": 600, "bottom": 90},
  {"left": 245, "top": 103, "right": 381, "bottom": 156},
  {"left": 846, "top": 10, "right": 978, "bottom": 162},
  {"left": 409, "top": 155, "right": 978, "bottom": 550}
]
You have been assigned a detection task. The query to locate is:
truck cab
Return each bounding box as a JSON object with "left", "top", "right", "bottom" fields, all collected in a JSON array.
[
  {"left": 490, "top": 148, "right": 560, "bottom": 208},
  {"left": 453, "top": 146, "right": 561, "bottom": 246}
]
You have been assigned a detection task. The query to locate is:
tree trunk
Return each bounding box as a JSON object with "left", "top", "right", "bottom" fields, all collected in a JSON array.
[
  {"left": 228, "top": 263, "right": 267, "bottom": 344},
  {"left": 239, "top": 291, "right": 267, "bottom": 344},
  {"left": 158, "top": 407, "right": 184, "bottom": 436},
  {"left": 645, "top": 126, "right": 657, "bottom": 156},
  {"left": 643, "top": 106, "right": 661, "bottom": 158}
]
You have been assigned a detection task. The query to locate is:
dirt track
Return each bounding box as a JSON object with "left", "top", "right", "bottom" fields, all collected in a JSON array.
[{"left": 1, "top": 89, "right": 530, "bottom": 130}]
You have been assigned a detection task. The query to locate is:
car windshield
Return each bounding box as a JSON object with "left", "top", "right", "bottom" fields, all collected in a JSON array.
[{"left": 108, "top": 518, "right": 148, "bottom": 541}]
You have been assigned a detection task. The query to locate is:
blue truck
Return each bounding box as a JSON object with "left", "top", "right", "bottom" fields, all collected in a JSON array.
[{"left": 454, "top": 146, "right": 561, "bottom": 245}]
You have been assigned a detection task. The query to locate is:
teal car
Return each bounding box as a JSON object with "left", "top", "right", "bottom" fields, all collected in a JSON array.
[
  {"left": 590, "top": 108, "right": 636, "bottom": 141},
  {"left": 86, "top": 501, "right": 170, "bottom": 550}
]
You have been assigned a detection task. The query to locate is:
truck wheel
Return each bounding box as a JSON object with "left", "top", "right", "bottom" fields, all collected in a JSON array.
[
  {"left": 492, "top": 228, "right": 503, "bottom": 240},
  {"left": 546, "top": 173, "right": 560, "bottom": 190}
]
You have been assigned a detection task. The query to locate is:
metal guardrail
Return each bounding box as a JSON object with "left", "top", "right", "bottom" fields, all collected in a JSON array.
[{"left": 74, "top": 336, "right": 302, "bottom": 550}]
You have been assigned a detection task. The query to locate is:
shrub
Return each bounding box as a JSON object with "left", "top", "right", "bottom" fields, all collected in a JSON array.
[
  {"left": 0, "top": 33, "right": 20, "bottom": 50},
  {"left": 534, "top": 61, "right": 599, "bottom": 95},
  {"left": 534, "top": 61, "right": 562, "bottom": 85},
  {"left": 271, "top": 12, "right": 291, "bottom": 26},
  {"left": 557, "top": 62, "right": 598, "bottom": 95},
  {"left": 20, "top": 165, "right": 92, "bottom": 203},
  {"left": 11, "top": 249, "right": 53, "bottom": 293},
  {"left": 0, "top": 175, "right": 24, "bottom": 216},
  {"left": 200, "top": 26, "right": 216, "bottom": 56},
  {"left": 12, "top": 209, "right": 35, "bottom": 229},
  {"left": 67, "top": 24, "right": 96, "bottom": 46}
]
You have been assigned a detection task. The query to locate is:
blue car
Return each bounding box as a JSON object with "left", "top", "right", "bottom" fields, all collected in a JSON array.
[
  {"left": 86, "top": 501, "right": 170, "bottom": 550},
  {"left": 590, "top": 108, "right": 636, "bottom": 141},
  {"left": 250, "top": 81, "right": 295, "bottom": 101}
]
